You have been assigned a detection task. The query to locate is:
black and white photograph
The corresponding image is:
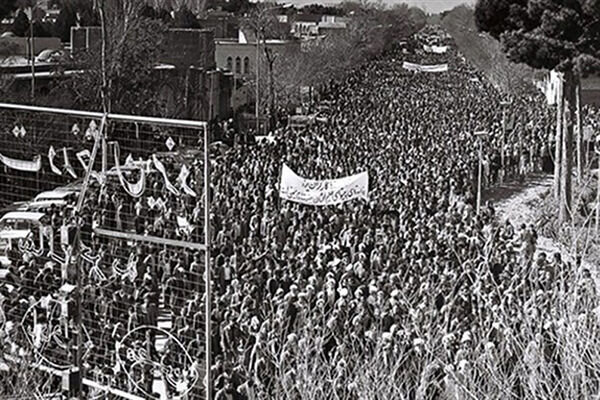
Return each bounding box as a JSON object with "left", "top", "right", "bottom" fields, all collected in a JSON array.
[{"left": 0, "top": 0, "right": 599, "bottom": 398}]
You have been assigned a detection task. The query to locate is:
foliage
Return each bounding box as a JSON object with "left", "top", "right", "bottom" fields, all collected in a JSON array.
[
  {"left": 216, "top": 0, "right": 253, "bottom": 15},
  {"left": 53, "top": 2, "right": 78, "bottom": 42},
  {"left": 173, "top": 6, "right": 200, "bottom": 28},
  {"left": 475, "top": 0, "right": 600, "bottom": 223},
  {"left": 301, "top": 4, "right": 345, "bottom": 16},
  {"left": 242, "top": 0, "right": 426, "bottom": 118},
  {"left": 408, "top": 6, "right": 427, "bottom": 32},
  {"left": 441, "top": 5, "right": 535, "bottom": 96},
  {"left": 50, "top": 2, "right": 169, "bottom": 116},
  {"left": 474, "top": 0, "right": 600, "bottom": 74},
  {"left": 0, "top": 0, "right": 17, "bottom": 21},
  {"left": 11, "top": 9, "right": 30, "bottom": 37}
]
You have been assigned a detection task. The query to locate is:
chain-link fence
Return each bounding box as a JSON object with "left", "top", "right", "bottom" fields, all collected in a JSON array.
[{"left": 0, "top": 103, "right": 210, "bottom": 400}]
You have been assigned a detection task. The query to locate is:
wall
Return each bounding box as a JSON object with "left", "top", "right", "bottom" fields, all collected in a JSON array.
[
  {"left": 0, "top": 37, "right": 61, "bottom": 56},
  {"left": 70, "top": 26, "right": 102, "bottom": 55},
  {"left": 582, "top": 76, "right": 600, "bottom": 106},
  {"left": 215, "top": 40, "right": 301, "bottom": 78},
  {"left": 71, "top": 27, "right": 216, "bottom": 70},
  {"left": 187, "top": 67, "right": 233, "bottom": 120},
  {"left": 162, "top": 29, "right": 216, "bottom": 69},
  {"left": 198, "top": 15, "right": 238, "bottom": 39}
]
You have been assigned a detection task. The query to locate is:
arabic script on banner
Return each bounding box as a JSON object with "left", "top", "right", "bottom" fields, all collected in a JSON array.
[
  {"left": 402, "top": 61, "right": 449, "bottom": 73},
  {"left": 279, "top": 164, "right": 368, "bottom": 206}
]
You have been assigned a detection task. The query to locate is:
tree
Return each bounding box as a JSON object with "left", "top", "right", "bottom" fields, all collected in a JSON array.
[
  {"left": 0, "top": 0, "right": 17, "bottom": 21},
  {"left": 475, "top": 0, "right": 600, "bottom": 223},
  {"left": 173, "top": 6, "right": 199, "bottom": 28},
  {"left": 51, "top": 0, "right": 169, "bottom": 116},
  {"left": 53, "top": 3, "right": 78, "bottom": 42},
  {"left": 408, "top": 6, "right": 427, "bottom": 32},
  {"left": 301, "top": 4, "right": 343, "bottom": 15},
  {"left": 11, "top": 9, "right": 30, "bottom": 36},
  {"left": 241, "top": 0, "right": 423, "bottom": 130}
]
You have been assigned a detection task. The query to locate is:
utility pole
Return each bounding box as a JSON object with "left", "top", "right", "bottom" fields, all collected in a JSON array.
[
  {"left": 500, "top": 100, "right": 511, "bottom": 183},
  {"left": 475, "top": 130, "right": 489, "bottom": 215},
  {"left": 255, "top": 29, "right": 260, "bottom": 136},
  {"left": 595, "top": 136, "right": 600, "bottom": 233},
  {"left": 25, "top": 5, "right": 36, "bottom": 102},
  {"left": 204, "top": 123, "right": 212, "bottom": 400}
]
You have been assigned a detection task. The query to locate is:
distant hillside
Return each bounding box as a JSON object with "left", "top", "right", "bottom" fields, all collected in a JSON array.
[{"left": 441, "top": 5, "right": 537, "bottom": 96}]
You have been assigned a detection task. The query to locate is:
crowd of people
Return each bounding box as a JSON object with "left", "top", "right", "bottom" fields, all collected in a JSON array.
[
  {"left": 206, "top": 34, "right": 596, "bottom": 399},
  {"left": 0, "top": 28, "right": 599, "bottom": 399}
]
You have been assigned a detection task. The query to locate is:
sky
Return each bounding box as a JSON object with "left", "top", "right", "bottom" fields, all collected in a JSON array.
[{"left": 283, "top": 0, "right": 476, "bottom": 14}]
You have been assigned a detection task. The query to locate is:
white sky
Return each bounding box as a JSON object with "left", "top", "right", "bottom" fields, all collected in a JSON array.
[{"left": 283, "top": 0, "right": 476, "bottom": 14}]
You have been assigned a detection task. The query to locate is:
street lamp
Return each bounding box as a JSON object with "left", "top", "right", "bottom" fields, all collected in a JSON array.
[{"left": 474, "top": 130, "right": 490, "bottom": 215}]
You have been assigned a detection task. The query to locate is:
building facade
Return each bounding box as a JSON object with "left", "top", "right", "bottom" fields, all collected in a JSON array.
[{"left": 215, "top": 38, "right": 301, "bottom": 78}]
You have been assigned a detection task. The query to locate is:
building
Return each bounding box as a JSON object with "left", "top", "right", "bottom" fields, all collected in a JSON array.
[
  {"left": 162, "top": 28, "right": 216, "bottom": 69},
  {"left": 215, "top": 31, "right": 301, "bottom": 79},
  {"left": 4, "top": 26, "right": 235, "bottom": 122},
  {"left": 198, "top": 11, "right": 238, "bottom": 39},
  {"left": 317, "top": 21, "right": 347, "bottom": 36},
  {"left": 582, "top": 76, "right": 600, "bottom": 106},
  {"left": 291, "top": 14, "right": 349, "bottom": 38},
  {"left": 292, "top": 21, "right": 318, "bottom": 37},
  {"left": 71, "top": 27, "right": 215, "bottom": 70}
]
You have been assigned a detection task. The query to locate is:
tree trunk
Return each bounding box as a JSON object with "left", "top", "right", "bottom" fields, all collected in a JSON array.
[
  {"left": 560, "top": 70, "right": 576, "bottom": 223},
  {"left": 576, "top": 74, "right": 583, "bottom": 177},
  {"left": 554, "top": 72, "right": 563, "bottom": 202},
  {"left": 269, "top": 61, "right": 275, "bottom": 132}
]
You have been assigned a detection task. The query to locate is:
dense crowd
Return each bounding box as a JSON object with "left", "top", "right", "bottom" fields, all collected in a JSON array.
[
  {"left": 206, "top": 38, "right": 595, "bottom": 399},
  {"left": 0, "top": 29, "right": 598, "bottom": 399}
]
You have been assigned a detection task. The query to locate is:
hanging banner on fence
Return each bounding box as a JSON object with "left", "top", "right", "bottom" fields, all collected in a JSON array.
[
  {"left": 62, "top": 148, "right": 77, "bottom": 178},
  {"left": 177, "top": 164, "right": 197, "bottom": 197},
  {"left": 76, "top": 149, "right": 104, "bottom": 185},
  {"left": 423, "top": 45, "right": 448, "bottom": 54},
  {"left": 114, "top": 146, "right": 146, "bottom": 198},
  {"left": 403, "top": 61, "right": 448, "bottom": 73},
  {"left": 76, "top": 149, "right": 91, "bottom": 171},
  {"left": 279, "top": 164, "right": 368, "bottom": 206},
  {"left": 0, "top": 153, "right": 41, "bottom": 172},
  {"left": 48, "top": 146, "right": 62, "bottom": 176},
  {"left": 152, "top": 155, "right": 180, "bottom": 196}
]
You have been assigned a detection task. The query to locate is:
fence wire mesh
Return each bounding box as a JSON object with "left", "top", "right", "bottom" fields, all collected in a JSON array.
[{"left": 0, "top": 104, "right": 208, "bottom": 400}]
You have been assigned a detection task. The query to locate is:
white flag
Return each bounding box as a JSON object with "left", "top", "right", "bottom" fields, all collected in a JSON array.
[
  {"left": 178, "top": 164, "right": 197, "bottom": 197},
  {"left": 48, "top": 146, "right": 62, "bottom": 175},
  {"left": 63, "top": 148, "right": 77, "bottom": 178}
]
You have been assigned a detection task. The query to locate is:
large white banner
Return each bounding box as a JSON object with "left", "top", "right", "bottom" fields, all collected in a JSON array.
[
  {"left": 279, "top": 164, "right": 368, "bottom": 206},
  {"left": 403, "top": 61, "right": 448, "bottom": 73},
  {"left": 423, "top": 45, "right": 448, "bottom": 54}
]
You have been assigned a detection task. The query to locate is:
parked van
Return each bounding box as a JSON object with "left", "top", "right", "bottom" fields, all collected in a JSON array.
[{"left": 0, "top": 212, "right": 47, "bottom": 256}]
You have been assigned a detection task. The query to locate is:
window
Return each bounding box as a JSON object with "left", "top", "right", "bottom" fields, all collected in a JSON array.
[
  {"left": 226, "top": 56, "right": 232, "bottom": 71},
  {"left": 235, "top": 57, "right": 241, "bottom": 73},
  {"left": 243, "top": 57, "right": 250, "bottom": 74}
]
